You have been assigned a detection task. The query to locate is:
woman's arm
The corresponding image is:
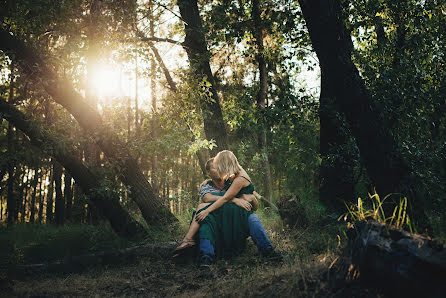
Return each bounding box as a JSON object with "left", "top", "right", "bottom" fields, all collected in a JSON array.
[
  {"left": 195, "top": 177, "right": 247, "bottom": 221},
  {"left": 202, "top": 192, "right": 252, "bottom": 211}
]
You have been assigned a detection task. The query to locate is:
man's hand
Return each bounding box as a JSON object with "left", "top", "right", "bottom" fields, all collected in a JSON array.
[
  {"left": 199, "top": 179, "right": 212, "bottom": 188},
  {"left": 233, "top": 198, "right": 252, "bottom": 211}
]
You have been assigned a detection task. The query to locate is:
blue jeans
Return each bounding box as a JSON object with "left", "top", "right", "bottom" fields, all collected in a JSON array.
[
  {"left": 248, "top": 213, "right": 273, "bottom": 252},
  {"left": 199, "top": 213, "right": 272, "bottom": 259}
]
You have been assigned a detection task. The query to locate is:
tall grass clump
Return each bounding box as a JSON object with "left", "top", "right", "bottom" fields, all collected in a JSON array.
[{"left": 340, "top": 190, "right": 415, "bottom": 233}]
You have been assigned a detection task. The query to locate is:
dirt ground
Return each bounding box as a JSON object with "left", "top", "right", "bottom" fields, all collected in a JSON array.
[{"left": 3, "top": 246, "right": 383, "bottom": 297}]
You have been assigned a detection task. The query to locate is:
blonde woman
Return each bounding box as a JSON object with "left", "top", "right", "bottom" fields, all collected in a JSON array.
[
  {"left": 194, "top": 150, "right": 254, "bottom": 222},
  {"left": 172, "top": 157, "right": 256, "bottom": 255}
]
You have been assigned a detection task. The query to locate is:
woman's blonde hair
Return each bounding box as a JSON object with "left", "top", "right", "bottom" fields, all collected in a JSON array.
[{"left": 214, "top": 150, "right": 242, "bottom": 179}]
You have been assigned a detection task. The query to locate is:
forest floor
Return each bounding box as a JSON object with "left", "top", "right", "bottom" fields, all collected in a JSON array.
[{"left": 1, "top": 214, "right": 384, "bottom": 297}]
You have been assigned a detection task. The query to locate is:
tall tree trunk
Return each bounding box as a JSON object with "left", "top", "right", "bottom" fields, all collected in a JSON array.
[
  {"left": 85, "top": 0, "right": 102, "bottom": 166},
  {"left": 319, "top": 73, "right": 356, "bottom": 213},
  {"left": 0, "top": 28, "right": 176, "bottom": 225},
  {"left": 0, "top": 97, "right": 146, "bottom": 238},
  {"left": 46, "top": 164, "right": 54, "bottom": 223},
  {"left": 73, "top": 182, "right": 84, "bottom": 223},
  {"left": 251, "top": 0, "right": 273, "bottom": 202},
  {"left": 64, "top": 170, "right": 73, "bottom": 222},
  {"left": 177, "top": 0, "right": 228, "bottom": 156},
  {"left": 37, "top": 167, "right": 45, "bottom": 223},
  {"left": 135, "top": 52, "right": 140, "bottom": 136},
  {"left": 29, "top": 167, "right": 38, "bottom": 223},
  {"left": 6, "top": 63, "right": 16, "bottom": 226},
  {"left": 15, "top": 169, "right": 25, "bottom": 222},
  {"left": 149, "top": 0, "right": 158, "bottom": 193},
  {"left": 21, "top": 168, "right": 30, "bottom": 222},
  {"left": 6, "top": 122, "right": 16, "bottom": 226},
  {"left": 54, "top": 161, "right": 64, "bottom": 226},
  {"left": 298, "top": 0, "right": 430, "bottom": 229}
]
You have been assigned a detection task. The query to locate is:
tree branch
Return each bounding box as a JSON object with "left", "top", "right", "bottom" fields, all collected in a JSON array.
[
  {"left": 137, "top": 30, "right": 184, "bottom": 47},
  {"left": 148, "top": 43, "right": 178, "bottom": 92}
]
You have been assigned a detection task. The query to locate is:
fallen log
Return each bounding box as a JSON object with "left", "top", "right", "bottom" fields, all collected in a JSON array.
[{"left": 347, "top": 221, "right": 446, "bottom": 297}]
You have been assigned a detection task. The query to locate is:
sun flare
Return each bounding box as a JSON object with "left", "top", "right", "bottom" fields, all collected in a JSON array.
[{"left": 90, "top": 64, "right": 122, "bottom": 99}]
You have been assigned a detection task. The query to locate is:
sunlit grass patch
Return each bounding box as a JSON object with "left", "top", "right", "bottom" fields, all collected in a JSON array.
[{"left": 341, "top": 190, "right": 415, "bottom": 233}]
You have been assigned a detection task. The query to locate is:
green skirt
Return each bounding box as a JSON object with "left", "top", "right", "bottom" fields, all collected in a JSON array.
[{"left": 197, "top": 198, "right": 253, "bottom": 258}]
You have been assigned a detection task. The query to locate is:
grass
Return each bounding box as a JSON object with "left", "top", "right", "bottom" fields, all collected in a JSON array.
[
  {"left": 0, "top": 200, "right": 345, "bottom": 277},
  {"left": 341, "top": 190, "right": 415, "bottom": 233},
  {"left": 0, "top": 223, "right": 130, "bottom": 266},
  {"left": 3, "top": 201, "right": 381, "bottom": 297}
]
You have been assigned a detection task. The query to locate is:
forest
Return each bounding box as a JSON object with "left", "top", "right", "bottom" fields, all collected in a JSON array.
[{"left": 1, "top": 0, "right": 445, "bottom": 296}]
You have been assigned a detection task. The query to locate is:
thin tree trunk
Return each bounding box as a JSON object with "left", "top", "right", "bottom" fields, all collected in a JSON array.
[
  {"left": 64, "top": 170, "right": 73, "bottom": 222},
  {"left": 177, "top": 0, "right": 228, "bottom": 156},
  {"left": 37, "top": 167, "right": 45, "bottom": 223},
  {"left": 251, "top": 0, "right": 273, "bottom": 202},
  {"left": 6, "top": 63, "right": 16, "bottom": 225},
  {"left": 46, "top": 164, "right": 54, "bottom": 223},
  {"left": 29, "top": 167, "right": 39, "bottom": 223},
  {"left": 135, "top": 52, "right": 140, "bottom": 136},
  {"left": 6, "top": 122, "right": 16, "bottom": 226},
  {"left": 54, "top": 161, "right": 64, "bottom": 226},
  {"left": 298, "top": 0, "right": 430, "bottom": 229},
  {"left": 149, "top": 0, "right": 158, "bottom": 193},
  {"left": 15, "top": 169, "right": 25, "bottom": 222},
  {"left": 21, "top": 168, "right": 30, "bottom": 222},
  {"left": 73, "top": 182, "right": 84, "bottom": 223}
]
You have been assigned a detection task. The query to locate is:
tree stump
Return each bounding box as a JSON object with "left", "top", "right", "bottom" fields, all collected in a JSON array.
[
  {"left": 347, "top": 221, "right": 446, "bottom": 297},
  {"left": 277, "top": 195, "right": 309, "bottom": 228}
]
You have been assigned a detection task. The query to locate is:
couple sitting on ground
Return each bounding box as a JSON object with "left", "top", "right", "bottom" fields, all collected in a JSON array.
[{"left": 173, "top": 150, "right": 280, "bottom": 266}]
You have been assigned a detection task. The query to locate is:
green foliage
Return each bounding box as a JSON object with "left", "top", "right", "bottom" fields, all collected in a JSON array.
[{"left": 348, "top": 0, "right": 446, "bottom": 218}]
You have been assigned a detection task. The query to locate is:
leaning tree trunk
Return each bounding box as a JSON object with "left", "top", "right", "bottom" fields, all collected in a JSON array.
[
  {"left": 251, "top": 0, "right": 274, "bottom": 203},
  {"left": 298, "top": 0, "right": 430, "bottom": 229},
  {"left": 177, "top": 0, "right": 228, "bottom": 156},
  {"left": 0, "top": 97, "right": 146, "bottom": 239},
  {"left": 0, "top": 28, "right": 176, "bottom": 225}
]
